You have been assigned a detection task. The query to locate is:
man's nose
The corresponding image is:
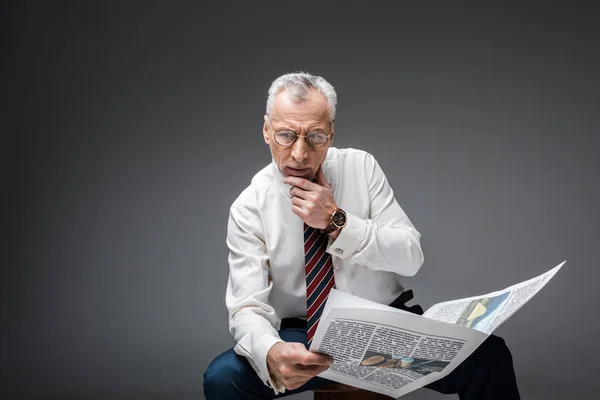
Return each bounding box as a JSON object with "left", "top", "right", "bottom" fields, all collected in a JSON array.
[{"left": 291, "top": 137, "right": 309, "bottom": 162}]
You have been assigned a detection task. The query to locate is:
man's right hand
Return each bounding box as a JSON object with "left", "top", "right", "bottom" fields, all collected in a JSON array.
[{"left": 266, "top": 342, "right": 334, "bottom": 390}]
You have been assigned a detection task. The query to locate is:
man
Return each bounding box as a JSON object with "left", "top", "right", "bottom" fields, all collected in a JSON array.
[{"left": 204, "top": 72, "right": 520, "bottom": 399}]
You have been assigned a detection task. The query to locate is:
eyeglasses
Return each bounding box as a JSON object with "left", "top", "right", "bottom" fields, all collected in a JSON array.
[
  {"left": 267, "top": 119, "right": 331, "bottom": 149},
  {"left": 272, "top": 130, "right": 332, "bottom": 148}
]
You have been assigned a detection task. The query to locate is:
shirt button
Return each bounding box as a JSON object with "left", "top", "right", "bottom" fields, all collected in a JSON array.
[{"left": 335, "top": 248, "right": 343, "bottom": 254}]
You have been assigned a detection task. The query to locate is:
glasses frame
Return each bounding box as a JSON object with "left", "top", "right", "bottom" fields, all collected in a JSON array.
[{"left": 267, "top": 118, "right": 333, "bottom": 149}]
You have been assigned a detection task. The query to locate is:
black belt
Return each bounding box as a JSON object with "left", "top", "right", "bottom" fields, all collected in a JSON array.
[
  {"left": 280, "top": 289, "right": 423, "bottom": 330},
  {"left": 388, "top": 289, "right": 424, "bottom": 315},
  {"left": 280, "top": 317, "right": 308, "bottom": 330}
]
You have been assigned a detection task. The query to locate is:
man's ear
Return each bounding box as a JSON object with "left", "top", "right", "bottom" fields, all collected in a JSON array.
[
  {"left": 330, "top": 121, "right": 335, "bottom": 144},
  {"left": 263, "top": 115, "right": 270, "bottom": 145}
]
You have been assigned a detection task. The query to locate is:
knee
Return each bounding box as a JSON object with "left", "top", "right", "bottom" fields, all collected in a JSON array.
[{"left": 203, "top": 350, "right": 248, "bottom": 397}]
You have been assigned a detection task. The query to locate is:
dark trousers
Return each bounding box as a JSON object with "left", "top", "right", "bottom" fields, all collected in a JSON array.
[{"left": 203, "top": 326, "right": 521, "bottom": 399}]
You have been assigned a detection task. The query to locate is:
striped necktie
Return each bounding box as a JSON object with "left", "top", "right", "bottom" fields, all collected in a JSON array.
[{"left": 304, "top": 222, "right": 336, "bottom": 345}]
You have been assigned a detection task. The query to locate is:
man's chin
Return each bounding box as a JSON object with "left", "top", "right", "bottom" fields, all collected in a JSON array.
[{"left": 282, "top": 167, "right": 313, "bottom": 179}]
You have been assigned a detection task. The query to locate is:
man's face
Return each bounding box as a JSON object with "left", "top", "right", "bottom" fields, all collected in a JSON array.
[{"left": 263, "top": 89, "right": 334, "bottom": 180}]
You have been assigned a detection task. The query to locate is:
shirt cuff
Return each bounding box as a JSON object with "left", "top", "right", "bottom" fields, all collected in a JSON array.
[
  {"left": 327, "top": 211, "right": 367, "bottom": 259},
  {"left": 254, "top": 334, "right": 286, "bottom": 394}
]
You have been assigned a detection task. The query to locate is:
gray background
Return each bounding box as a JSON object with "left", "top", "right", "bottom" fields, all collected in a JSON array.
[{"left": 2, "top": 1, "right": 599, "bottom": 399}]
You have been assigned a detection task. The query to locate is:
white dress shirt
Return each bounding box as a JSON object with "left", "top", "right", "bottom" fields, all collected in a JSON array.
[{"left": 225, "top": 147, "right": 424, "bottom": 393}]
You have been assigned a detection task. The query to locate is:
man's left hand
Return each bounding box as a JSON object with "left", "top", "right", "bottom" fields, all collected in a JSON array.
[{"left": 284, "top": 168, "right": 336, "bottom": 230}]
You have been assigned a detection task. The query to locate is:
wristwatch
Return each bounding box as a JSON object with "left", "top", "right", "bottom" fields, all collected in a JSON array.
[{"left": 322, "top": 208, "right": 347, "bottom": 233}]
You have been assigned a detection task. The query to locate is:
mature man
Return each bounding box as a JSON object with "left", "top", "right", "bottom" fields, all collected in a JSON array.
[{"left": 204, "top": 72, "right": 520, "bottom": 399}]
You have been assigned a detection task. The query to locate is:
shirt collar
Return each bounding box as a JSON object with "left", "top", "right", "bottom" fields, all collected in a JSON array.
[{"left": 271, "top": 160, "right": 293, "bottom": 197}]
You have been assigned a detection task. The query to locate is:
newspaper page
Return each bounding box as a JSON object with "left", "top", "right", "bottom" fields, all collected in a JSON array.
[
  {"left": 309, "top": 261, "right": 565, "bottom": 397},
  {"left": 310, "top": 291, "right": 488, "bottom": 398},
  {"left": 422, "top": 261, "right": 565, "bottom": 334}
]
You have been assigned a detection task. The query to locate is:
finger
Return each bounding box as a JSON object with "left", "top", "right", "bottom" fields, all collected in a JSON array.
[
  {"left": 283, "top": 365, "right": 320, "bottom": 380},
  {"left": 284, "top": 377, "right": 311, "bottom": 391},
  {"left": 289, "top": 349, "right": 333, "bottom": 367},
  {"left": 291, "top": 198, "right": 319, "bottom": 221},
  {"left": 294, "top": 363, "right": 332, "bottom": 377},
  {"left": 291, "top": 196, "right": 309, "bottom": 209},
  {"left": 274, "top": 366, "right": 307, "bottom": 389},
  {"left": 289, "top": 186, "right": 309, "bottom": 199},
  {"left": 284, "top": 176, "right": 316, "bottom": 190},
  {"left": 316, "top": 167, "right": 331, "bottom": 188},
  {"left": 282, "top": 364, "right": 328, "bottom": 384},
  {"left": 291, "top": 205, "right": 307, "bottom": 218},
  {"left": 300, "top": 351, "right": 334, "bottom": 366},
  {"left": 280, "top": 363, "right": 330, "bottom": 385}
]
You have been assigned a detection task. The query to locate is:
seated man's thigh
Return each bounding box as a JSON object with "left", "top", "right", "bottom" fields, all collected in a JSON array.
[
  {"left": 204, "top": 328, "right": 331, "bottom": 399},
  {"left": 204, "top": 346, "right": 271, "bottom": 399}
]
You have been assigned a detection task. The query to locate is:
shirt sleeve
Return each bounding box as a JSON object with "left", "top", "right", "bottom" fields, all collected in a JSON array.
[
  {"left": 327, "top": 153, "right": 424, "bottom": 276},
  {"left": 225, "top": 205, "right": 286, "bottom": 394}
]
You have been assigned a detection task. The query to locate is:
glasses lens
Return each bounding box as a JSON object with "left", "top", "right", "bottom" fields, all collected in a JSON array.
[
  {"left": 274, "top": 132, "right": 296, "bottom": 146},
  {"left": 307, "top": 132, "right": 329, "bottom": 147}
]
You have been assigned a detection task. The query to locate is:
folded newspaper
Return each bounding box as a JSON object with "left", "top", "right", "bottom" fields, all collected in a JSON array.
[{"left": 309, "top": 261, "right": 565, "bottom": 398}]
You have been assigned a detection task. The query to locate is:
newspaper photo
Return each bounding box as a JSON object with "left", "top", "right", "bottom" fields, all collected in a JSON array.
[{"left": 309, "top": 261, "right": 565, "bottom": 398}]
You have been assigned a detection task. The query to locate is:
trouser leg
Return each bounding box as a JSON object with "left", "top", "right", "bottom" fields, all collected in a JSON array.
[
  {"left": 203, "top": 328, "right": 332, "bottom": 400},
  {"left": 425, "top": 334, "right": 521, "bottom": 400}
]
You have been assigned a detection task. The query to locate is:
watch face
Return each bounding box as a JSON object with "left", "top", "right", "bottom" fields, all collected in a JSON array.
[{"left": 332, "top": 210, "right": 347, "bottom": 227}]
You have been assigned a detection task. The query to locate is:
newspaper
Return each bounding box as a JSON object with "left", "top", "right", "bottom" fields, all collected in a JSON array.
[{"left": 309, "top": 261, "right": 565, "bottom": 398}]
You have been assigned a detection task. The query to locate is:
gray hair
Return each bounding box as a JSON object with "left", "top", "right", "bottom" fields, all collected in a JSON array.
[{"left": 266, "top": 72, "right": 338, "bottom": 122}]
